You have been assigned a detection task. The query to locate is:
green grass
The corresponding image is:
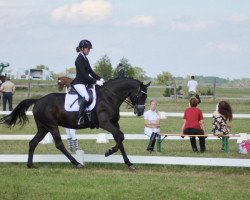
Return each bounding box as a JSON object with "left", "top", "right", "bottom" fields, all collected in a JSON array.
[
  {"left": 0, "top": 163, "right": 249, "bottom": 200},
  {"left": 1, "top": 82, "right": 250, "bottom": 199},
  {"left": 1, "top": 117, "right": 249, "bottom": 135}
]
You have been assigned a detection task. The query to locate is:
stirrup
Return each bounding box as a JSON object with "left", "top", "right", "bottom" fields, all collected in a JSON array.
[{"left": 77, "top": 117, "right": 84, "bottom": 125}]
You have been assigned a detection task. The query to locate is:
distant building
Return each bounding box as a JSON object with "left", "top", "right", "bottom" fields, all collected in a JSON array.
[{"left": 29, "top": 69, "right": 53, "bottom": 80}]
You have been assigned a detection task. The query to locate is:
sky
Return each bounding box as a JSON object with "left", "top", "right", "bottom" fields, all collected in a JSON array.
[{"left": 1, "top": 0, "right": 250, "bottom": 79}]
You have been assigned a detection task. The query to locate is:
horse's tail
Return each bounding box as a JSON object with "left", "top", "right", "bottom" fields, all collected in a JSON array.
[{"left": 0, "top": 99, "right": 37, "bottom": 128}]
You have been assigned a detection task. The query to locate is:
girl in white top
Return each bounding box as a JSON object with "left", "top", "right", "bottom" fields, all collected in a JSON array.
[{"left": 144, "top": 100, "right": 161, "bottom": 151}]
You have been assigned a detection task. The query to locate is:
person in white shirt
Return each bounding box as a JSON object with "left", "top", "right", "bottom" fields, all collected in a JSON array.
[
  {"left": 187, "top": 76, "right": 201, "bottom": 103},
  {"left": 144, "top": 100, "right": 161, "bottom": 152},
  {"left": 187, "top": 75, "right": 198, "bottom": 92}
]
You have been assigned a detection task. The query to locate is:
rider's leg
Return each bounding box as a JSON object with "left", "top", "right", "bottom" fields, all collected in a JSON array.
[{"left": 74, "top": 84, "right": 89, "bottom": 125}]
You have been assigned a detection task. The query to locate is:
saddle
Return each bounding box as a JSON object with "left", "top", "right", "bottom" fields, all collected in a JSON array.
[
  {"left": 64, "top": 85, "right": 96, "bottom": 113},
  {"left": 68, "top": 85, "right": 94, "bottom": 107}
]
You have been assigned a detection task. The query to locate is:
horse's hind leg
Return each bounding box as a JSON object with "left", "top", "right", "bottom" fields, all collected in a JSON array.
[
  {"left": 50, "top": 127, "right": 84, "bottom": 168},
  {"left": 27, "top": 128, "right": 47, "bottom": 168}
]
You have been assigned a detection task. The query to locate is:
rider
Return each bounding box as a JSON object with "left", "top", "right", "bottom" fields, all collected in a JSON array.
[{"left": 72, "top": 39, "right": 104, "bottom": 125}]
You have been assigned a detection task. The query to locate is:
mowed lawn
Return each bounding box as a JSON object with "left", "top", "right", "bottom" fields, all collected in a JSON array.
[
  {"left": 0, "top": 163, "right": 249, "bottom": 200},
  {"left": 1, "top": 83, "right": 250, "bottom": 199}
]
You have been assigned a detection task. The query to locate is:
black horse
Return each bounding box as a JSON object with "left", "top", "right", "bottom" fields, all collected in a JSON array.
[{"left": 0, "top": 78, "right": 150, "bottom": 170}]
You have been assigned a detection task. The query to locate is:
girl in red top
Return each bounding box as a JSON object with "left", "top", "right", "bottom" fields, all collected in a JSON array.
[{"left": 182, "top": 98, "right": 206, "bottom": 152}]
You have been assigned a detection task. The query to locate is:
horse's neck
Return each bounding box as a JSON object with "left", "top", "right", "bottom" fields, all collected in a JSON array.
[{"left": 106, "top": 80, "right": 138, "bottom": 100}]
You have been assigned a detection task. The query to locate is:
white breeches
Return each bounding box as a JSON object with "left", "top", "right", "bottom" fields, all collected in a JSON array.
[
  {"left": 74, "top": 84, "right": 89, "bottom": 101},
  {"left": 66, "top": 128, "right": 77, "bottom": 140}
]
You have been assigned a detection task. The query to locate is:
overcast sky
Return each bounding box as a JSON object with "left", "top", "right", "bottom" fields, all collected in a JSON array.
[{"left": 1, "top": 0, "right": 250, "bottom": 79}]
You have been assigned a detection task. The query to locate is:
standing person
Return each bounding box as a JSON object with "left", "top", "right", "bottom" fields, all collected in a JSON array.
[
  {"left": 65, "top": 128, "right": 79, "bottom": 152},
  {"left": 0, "top": 79, "right": 2, "bottom": 107},
  {"left": 182, "top": 98, "right": 206, "bottom": 152},
  {"left": 187, "top": 75, "right": 201, "bottom": 103},
  {"left": 144, "top": 100, "right": 161, "bottom": 152},
  {"left": 72, "top": 39, "right": 104, "bottom": 125},
  {"left": 64, "top": 84, "right": 79, "bottom": 152},
  {"left": 212, "top": 100, "right": 233, "bottom": 150},
  {"left": 0, "top": 77, "right": 15, "bottom": 111},
  {"left": 117, "top": 63, "right": 125, "bottom": 79}
]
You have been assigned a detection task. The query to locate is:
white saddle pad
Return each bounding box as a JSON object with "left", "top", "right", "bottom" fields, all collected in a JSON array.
[{"left": 64, "top": 87, "right": 96, "bottom": 112}]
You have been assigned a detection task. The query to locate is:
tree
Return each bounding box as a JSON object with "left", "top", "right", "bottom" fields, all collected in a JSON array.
[
  {"left": 66, "top": 67, "right": 76, "bottom": 75},
  {"left": 113, "top": 57, "right": 135, "bottom": 78},
  {"left": 156, "top": 71, "right": 178, "bottom": 99},
  {"left": 133, "top": 66, "right": 147, "bottom": 81},
  {"left": 156, "top": 71, "right": 174, "bottom": 85},
  {"left": 0, "top": 62, "right": 9, "bottom": 75},
  {"left": 94, "top": 54, "right": 113, "bottom": 80},
  {"left": 36, "top": 65, "right": 49, "bottom": 70}
]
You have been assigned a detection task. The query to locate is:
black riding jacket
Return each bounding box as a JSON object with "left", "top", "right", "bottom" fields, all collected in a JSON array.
[{"left": 72, "top": 53, "right": 100, "bottom": 85}]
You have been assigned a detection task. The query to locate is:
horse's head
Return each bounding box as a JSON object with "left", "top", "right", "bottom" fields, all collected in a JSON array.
[{"left": 129, "top": 81, "right": 151, "bottom": 116}]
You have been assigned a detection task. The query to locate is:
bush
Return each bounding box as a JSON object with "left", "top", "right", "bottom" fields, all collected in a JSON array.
[{"left": 163, "top": 88, "right": 174, "bottom": 97}]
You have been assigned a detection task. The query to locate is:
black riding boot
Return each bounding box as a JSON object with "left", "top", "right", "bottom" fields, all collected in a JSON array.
[
  {"left": 199, "top": 137, "right": 206, "bottom": 152},
  {"left": 147, "top": 132, "right": 157, "bottom": 152},
  {"left": 190, "top": 137, "right": 198, "bottom": 152},
  {"left": 77, "top": 98, "right": 88, "bottom": 126}
]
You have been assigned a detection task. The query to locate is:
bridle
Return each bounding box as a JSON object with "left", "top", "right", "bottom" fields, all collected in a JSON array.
[{"left": 103, "top": 84, "right": 147, "bottom": 109}]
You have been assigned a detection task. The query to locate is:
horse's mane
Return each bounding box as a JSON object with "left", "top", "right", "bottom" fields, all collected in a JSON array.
[
  {"left": 104, "top": 77, "right": 140, "bottom": 85},
  {"left": 58, "top": 76, "right": 140, "bottom": 86}
]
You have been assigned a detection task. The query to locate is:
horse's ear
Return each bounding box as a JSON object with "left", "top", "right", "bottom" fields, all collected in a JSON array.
[{"left": 145, "top": 82, "right": 151, "bottom": 87}]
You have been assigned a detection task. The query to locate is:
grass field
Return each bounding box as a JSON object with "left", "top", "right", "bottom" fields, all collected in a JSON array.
[
  {"left": 1, "top": 82, "right": 250, "bottom": 199},
  {"left": 0, "top": 163, "right": 250, "bottom": 200}
]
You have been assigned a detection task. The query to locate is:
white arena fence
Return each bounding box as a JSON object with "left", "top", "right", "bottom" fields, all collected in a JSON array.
[
  {"left": 0, "top": 151, "right": 250, "bottom": 168},
  {"left": 0, "top": 111, "right": 250, "bottom": 167},
  {"left": 0, "top": 133, "right": 249, "bottom": 167},
  {"left": 1, "top": 111, "right": 250, "bottom": 119}
]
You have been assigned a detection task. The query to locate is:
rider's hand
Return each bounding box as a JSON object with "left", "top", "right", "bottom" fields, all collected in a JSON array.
[
  {"left": 96, "top": 80, "right": 103, "bottom": 86},
  {"left": 100, "top": 78, "right": 105, "bottom": 83}
]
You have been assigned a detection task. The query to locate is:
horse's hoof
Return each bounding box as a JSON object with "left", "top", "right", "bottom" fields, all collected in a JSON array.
[
  {"left": 76, "top": 163, "right": 84, "bottom": 168},
  {"left": 27, "top": 165, "right": 37, "bottom": 169},
  {"left": 105, "top": 151, "right": 110, "bottom": 157},
  {"left": 128, "top": 164, "right": 136, "bottom": 171}
]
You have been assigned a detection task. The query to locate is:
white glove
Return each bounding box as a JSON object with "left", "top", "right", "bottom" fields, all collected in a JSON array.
[
  {"left": 96, "top": 80, "right": 103, "bottom": 86},
  {"left": 100, "top": 78, "right": 105, "bottom": 83}
]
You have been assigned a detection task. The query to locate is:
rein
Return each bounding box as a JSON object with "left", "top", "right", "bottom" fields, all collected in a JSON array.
[{"left": 102, "top": 85, "right": 134, "bottom": 108}]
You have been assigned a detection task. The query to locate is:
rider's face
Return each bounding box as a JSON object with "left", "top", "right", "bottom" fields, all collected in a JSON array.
[{"left": 82, "top": 48, "right": 90, "bottom": 56}]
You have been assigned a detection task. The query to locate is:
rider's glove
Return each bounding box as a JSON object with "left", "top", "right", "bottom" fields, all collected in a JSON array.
[
  {"left": 96, "top": 80, "right": 103, "bottom": 86},
  {"left": 100, "top": 78, "right": 105, "bottom": 83}
]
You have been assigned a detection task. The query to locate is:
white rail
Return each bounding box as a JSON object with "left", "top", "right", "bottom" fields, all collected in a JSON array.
[
  {"left": 0, "top": 133, "right": 241, "bottom": 140},
  {"left": 1, "top": 111, "right": 250, "bottom": 119},
  {"left": 0, "top": 151, "right": 249, "bottom": 167}
]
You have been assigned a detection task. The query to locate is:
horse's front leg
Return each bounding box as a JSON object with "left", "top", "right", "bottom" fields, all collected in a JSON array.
[{"left": 101, "top": 122, "right": 135, "bottom": 170}]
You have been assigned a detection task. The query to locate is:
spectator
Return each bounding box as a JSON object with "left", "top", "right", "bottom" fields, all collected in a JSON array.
[
  {"left": 187, "top": 75, "right": 201, "bottom": 103},
  {"left": 117, "top": 63, "right": 125, "bottom": 78},
  {"left": 0, "top": 79, "right": 2, "bottom": 106},
  {"left": 182, "top": 98, "right": 206, "bottom": 152},
  {"left": 144, "top": 100, "right": 161, "bottom": 152},
  {"left": 212, "top": 100, "right": 233, "bottom": 150},
  {"left": 0, "top": 77, "right": 15, "bottom": 111},
  {"left": 66, "top": 128, "right": 79, "bottom": 152},
  {"left": 64, "top": 85, "right": 79, "bottom": 152}
]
